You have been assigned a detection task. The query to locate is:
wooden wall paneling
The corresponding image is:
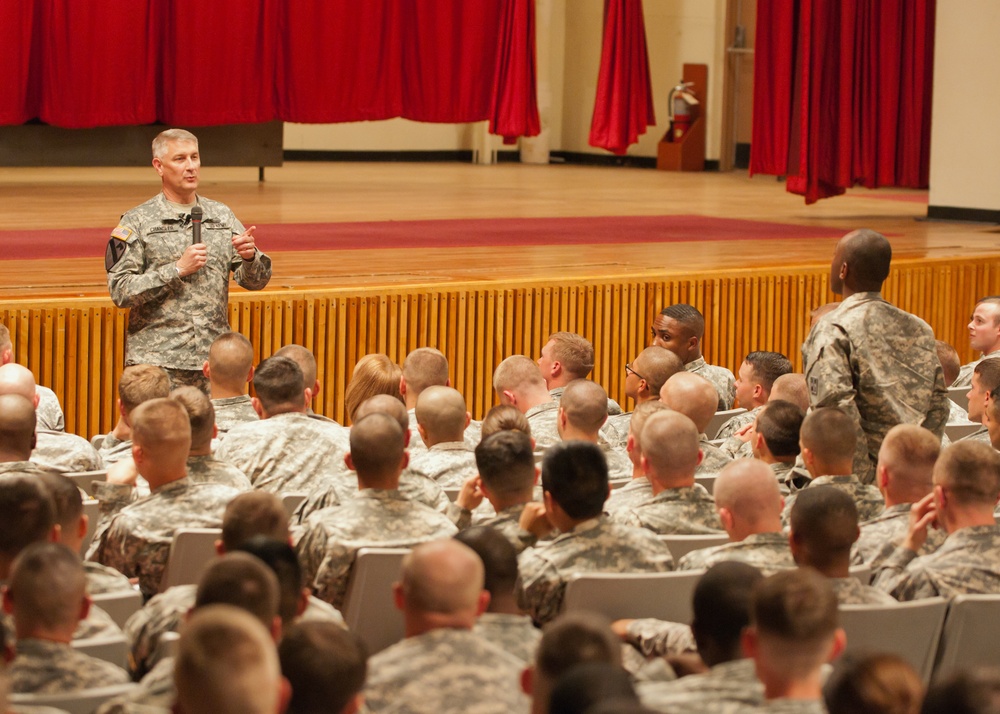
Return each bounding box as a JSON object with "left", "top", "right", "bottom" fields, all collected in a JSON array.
[{"left": 61, "top": 308, "right": 74, "bottom": 433}]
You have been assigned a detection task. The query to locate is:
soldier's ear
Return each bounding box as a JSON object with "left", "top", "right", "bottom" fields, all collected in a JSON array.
[
  {"left": 251, "top": 397, "right": 265, "bottom": 418},
  {"left": 202, "top": 361, "right": 211, "bottom": 379},
  {"left": 520, "top": 666, "right": 534, "bottom": 696}
]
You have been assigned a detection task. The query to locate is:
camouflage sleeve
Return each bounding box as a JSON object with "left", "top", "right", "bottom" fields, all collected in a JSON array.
[
  {"left": 226, "top": 214, "right": 272, "bottom": 291},
  {"left": 625, "top": 618, "right": 696, "bottom": 657},
  {"left": 90, "top": 515, "right": 138, "bottom": 583},
  {"left": 107, "top": 224, "right": 184, "bottom": 309},
  {"left": 608, "top": 508, "right": 642, "bottom": 528},
  {"left": 870, "top": 545, "right": 922, "bottom": 597},
  {"left": 921, "top": 367, "right": 950, "bottom": 439},
  {"left": 84, "top": 483, "right": 139, "bottom": 561},
  {"left": 312, "top": 539, "right": 357, "bottom": 611},
  {"left": 445, "top": 502, "right": 473, "bottom": 530},
  {"left": 676, "top": 549, "right": 708, "bottom": 572},
  {"left": 293, "top": 522, "right": 329, "bottom": 589},
  {"left": 516, "top": 557, "right": 564, "bottom": 625}
]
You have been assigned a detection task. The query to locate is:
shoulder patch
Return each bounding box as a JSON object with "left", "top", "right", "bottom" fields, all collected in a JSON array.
[
  {"left": 105, "top": 238, "right": 127, "bottom": 271},
  {"left": 111, "top": 225, "right": 132, "bottom": 241}
]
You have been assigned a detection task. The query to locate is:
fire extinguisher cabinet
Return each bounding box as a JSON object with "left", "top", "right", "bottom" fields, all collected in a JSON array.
[{"left": 657, "top": 64, "right": 707, "bottom": 172}]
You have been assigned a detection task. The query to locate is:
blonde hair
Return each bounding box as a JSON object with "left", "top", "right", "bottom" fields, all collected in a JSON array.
[{"left": 344, "top": 354, "right": 402, "bottom": 424}]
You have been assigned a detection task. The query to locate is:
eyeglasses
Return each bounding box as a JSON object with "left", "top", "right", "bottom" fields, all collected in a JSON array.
[{"left": 625, "top": 362, "right": 647, "bottom": 382}]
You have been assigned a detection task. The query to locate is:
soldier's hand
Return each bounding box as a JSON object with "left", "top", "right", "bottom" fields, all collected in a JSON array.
[
  {"left": 176, "top": 243, "right": 208, "bottom": 276},
  {"left": 611, "top": 618, "right": 635, "bottom": 641},
  {"left": 903, "top": 491, "right": 936, "bottom": 553},
  {"left": 734, "top": 422, "right": 754, "bottom": 442},
  {"left": 233, "top": 226, "right": 257, "bottom": 260},
  {"left": 456, "top": 476, "right": 485, "bottom": 511},
  {"left": 519, "top": 502, "right": 554, "bottom": 538},
  {"left": 107, "top": 457, "right": 139, "bottom": 487}
]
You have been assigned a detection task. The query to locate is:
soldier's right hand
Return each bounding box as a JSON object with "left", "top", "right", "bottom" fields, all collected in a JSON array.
[{"left": 176, "top": 243, "right": 208, "bottom": 277}]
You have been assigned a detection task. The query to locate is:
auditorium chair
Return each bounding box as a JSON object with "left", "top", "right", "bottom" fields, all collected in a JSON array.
[
  {"left": 65, "top": 470, "right": 107, "bottom": 498},
  {"left": 563, "top": 570, "right": 706, "bottom": 625},
  {"left": 80, "top": 500, "right": 100, "bottom": 555},
  {"left": 705, "top": 409, "right": 747, "bottom": 440},
  {"left": 659, "top": 533, "right": 730, "bottom": 561},
  {"left": 342, "top": 547, "right": 409, "bottom": 655},
  {"left": 72, "top": 633, "right": 129, "bottom": 669},
  {"left": 91, "top": 589, "right": 143, "bottom": 629},
  {"left": 162, "top": 528, "right": 222, "bottom": 590},
  {"left": 933, "top": 593, "right": 1000, "bottom": 680}
]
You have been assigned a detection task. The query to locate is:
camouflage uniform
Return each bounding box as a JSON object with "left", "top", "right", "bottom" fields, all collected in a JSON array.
[
  {"left": 611, "top": 485, "right": 723, "bottom": 535},
  {"left": 603, "top": 411, "right": 631, "bottom": 450},
  {"left": 30, "top": 430, "right": 103, "bottom": 473},
  {"left": 0, "top": 461, "right": 56, "bottom": 479},
  {"left": 677, "top": 532, "right": 794, "bottom": 575},
  {"left": 36, "top": 385, "right": 65, "bottom": 432},
  {"left": 87, "top": 477, "right": 239, "bottom": 597},
  {"left": 602, "top": 442, "right": 634, "bottom": 483},
  {"left": 476, "top": 505, "right": 537, "bottom": 554},
  {"left": 84, "top": 561, "right": 135, "bottom": 595},
  {"left": 211, "top": 395, "right": 258, "bottom": 436},
  {"left": 852, "top": 504, "right": 947, "bottom": 569},
  {"left": 873, "top": 524, "right": 1000, "bottom": 600},
  {"left": 184, "top": 454, "right": 251, "bottom": 491},
  {"left": 741, "top": 700, "right": 826, "bottom": 714},
  {"left": 638, "top": 657, "right": 763, "bottom": 714},
  {"left": 7, "top": 638, "right": 130, "bottom": 694},
  {"left": 605, "top": 477, "right": 653, "bottom": 514},
  {"left": 550, "top": 386, "right": 624, "bottom": 416},
  {"left": 408, "top": 442, "right": 479, "bottom": 488},
  {"left": 802, "top": 292, "right": 949, "bottom": 484},
  {"left": 624, "top": 619, "right": 696, "bottom": 658},
  {"left": 524, "top": 401, "right": 561, "bottom": 456},
  {"left": 697, "top": 437, "right": 734, "bottom": 476},
  {"left": 296, "top": 489, "right": 458, "bottom": 609},
  {"left": 97, "top": 657, "right": 175, "bottom": 714},
  {"left": 686, "top": 357, "right": 737, "bottom": 410},
  {"left": 214, "top": 412, "right": 350, "bottom": 494},
  {"left": 947, "top": 400, "right": 974, "bottom": 425},
  {"left": 516, "top": 516, "right": 674, "bottom": 624},
  {"left": 716, "top": 406, "right": 761, "bottom": 441},
  {"left": 364, "top": 628, "right": 529, "bottom": 714},
  {"left": 832, "top": 576, "right": 897, "bottom": 605},
  {"left": 106, "top": 193, "right": 272, "bottom": 370},
  {"left": 959, "top": 426, "right": 991, "bottom": 444},
  {"left": 954, "top": 348, "right": 1000, "bottom": 388},
  {"left": 781, "top": 475, "right": 884, "bottom": 527},
  {"left": 720, "top": 436, "right": 754, "bottom": 460},
  {"left": 473, "top": 612, "right": 540, "bottom": 664},
  {"left": 291, "top": 468, "right": 452, "bottom": 525},
  {"left": 770, "top": 461, "right": 809, "bottom": 496},
  {"left": 95, "top": 435, "right": 134, "bottom": 465}
]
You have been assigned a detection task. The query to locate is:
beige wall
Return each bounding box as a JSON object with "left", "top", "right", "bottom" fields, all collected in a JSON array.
[
  {"left": 928, "top": 0, "right": 1000, "bottom": 211},
  {"left": 284, "top": 0, "right": 728, "bottom": 161}
]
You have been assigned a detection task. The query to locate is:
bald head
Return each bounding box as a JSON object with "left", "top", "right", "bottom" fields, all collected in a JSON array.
[
  {"left": 208, "top": 333, "right": 255, "bottom": 391},
  {"left": 714, "top": 460, "right": 783, "bottom": 535},
  {"left": 830, "top": 229, "right": 892, "bottom": 295},
  {"left": 560, "top": 380, "right": 608, "bottom": 434},
  {"left": 354, "top": 393, "right": 409, "bottom": 433},
  {"left": 630, "top": 347, "right": 685, "bottom": 401},
  {"left": 877, "top": 424, "right": 939, "bottom": 504},
  {"left": 769, "top": 373, "right": 809, "bottom": 412},
  {"left": 415, "top": 386, "right": 468, "bottom": 444},
  {"left": 640, "top": 410, "right": 700, "bottom": 485},
  {"left": 0, "top": 394, "right": 37, "bottom": 459},
  {"left": 398, "top": 540, "right": 485, "bottom": 624},
  {"left": 627, "top": 400, "right": 671, "bottom": 456},
  {"left": 0, "top": 363, "right": 36, "bottom": 400},
  {"left": 660, "top": 372, "right": 720, "bottom": 433},
  {"left": 348, "top": 413, "right": 405, "bottom": 487}
]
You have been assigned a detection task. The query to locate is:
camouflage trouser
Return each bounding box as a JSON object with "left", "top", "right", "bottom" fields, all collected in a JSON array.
[{"left": 163, "top": 368, "right": 210, "bottom": 395}]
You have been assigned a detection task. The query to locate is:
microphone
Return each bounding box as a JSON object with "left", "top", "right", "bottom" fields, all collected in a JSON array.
[{"left": 190, "top": 205, "right": 203, "bottom": 246}]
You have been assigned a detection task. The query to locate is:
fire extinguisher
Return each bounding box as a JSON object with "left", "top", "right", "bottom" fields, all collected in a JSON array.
[{"left": 668, "top": 81, "right": 699, "bottom": 142}]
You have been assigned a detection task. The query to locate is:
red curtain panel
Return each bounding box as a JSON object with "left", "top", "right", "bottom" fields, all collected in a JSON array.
[
  {"left": 0, "top": 0, "right": 37, "bottom": 125},
  {"left": 490, "top": 0, "right": 541, "bottom": 142},
  {"left": 588, "top": 0, "right": 656, "bottom": 155},
  {"left": 751, "top": 0, "right": 935, "bottom": 204}
]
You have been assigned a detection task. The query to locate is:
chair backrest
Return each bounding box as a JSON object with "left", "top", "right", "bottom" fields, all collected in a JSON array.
[
  {"left": 849, "top": 565, "right": 872, "bottom": 584},
  {"left": 933, "top": 594, "right": 1000, "bottom": 680},
  {"left": 72, "top": 634, "right": 130, "bottom": 670},
  {"left": 156, "top": 631, "right": 181, "bottom": 661},
  {"left": 694, "top": 475, "right": 718, "bottom": 495},
  {"left": 9, "top": 683, "right": 138, "bottom": 714},
  {"left": 66, "top": 470, "right": 108, "bottom": 498},
  {"left": 281, "top": 493, "right": 308, "bottom": 518},
  {"left": 563, "top": 570, "right": 705, "bottom": 625},
  {"left": 443, "top": 488, "right": 461, "bottom": 503},
  {"left": 839, "top": 598, "right": 948, "bottom": 683},
  {"left": 81, "top": 500, "right": 101, "bottom": 555},
  {"left": 705, "top": 409, "right": 747, "bottom": 440},
  {"left": 342, "top": 547, "right": 409, "bottom": 655},
  {"left": 945, "top": 423, "right": 984, "bottom": 442},
  {"left": 91, "top": 589, "right": 144, "bottom": 629},
  {"left": 162, "top": 528, "right": 222, "bottom": 590},
  {"left": 660, "top": 533, "right": 730, "bottom": 561},
  {"left": 947, "top": 386, "right": 969, "bottom": 412}
]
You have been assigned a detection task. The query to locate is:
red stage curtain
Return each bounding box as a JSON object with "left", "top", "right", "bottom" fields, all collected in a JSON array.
[
  {"left": 751, "top": 0, "right": 935, "bottom": 204},
  {"left": 0, "top": 0, "right": 37, "bottom": 125},
  {"left": 589, "top": 0, "right": 656, "bottom": 155},
  {"left": 490, "top": 0, "right": 541, "bottom": 142}
]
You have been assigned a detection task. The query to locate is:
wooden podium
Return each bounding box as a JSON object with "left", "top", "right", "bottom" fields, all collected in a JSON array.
[{"left": 657, "top": 64, "right": 707, "bottom": 172}]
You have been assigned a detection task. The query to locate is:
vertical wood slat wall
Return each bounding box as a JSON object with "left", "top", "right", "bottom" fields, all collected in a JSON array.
[{"left": 3, "top": 256, "right": 996, "bottom": 438}]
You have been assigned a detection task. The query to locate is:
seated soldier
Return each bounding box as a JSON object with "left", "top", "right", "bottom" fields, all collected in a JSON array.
[
  {"left": 782, "top": 407, "right": 884, "bottom": 526},
  {"left": 742, "top": 569, "right": 846, "bottom": 713},
  {"left": 363, "top": 540, "right": 529, "bottom": 713},
  {"left": 604, "top": 401, "right": 671, "bottom": 514},
  {"left": 174, "top": 605, "right": 287, "bottom": 714},
  {"left": 295, "top": 414, "right": 457, "bottom": 609},
  {"left": 204, "top": 332, "right": 258, "bottom": 435},
  {"left": 610, "top": 411, "right": 723, "bottom": 536},
  {"left": 401, "top": 347, "right": 481, "bottom": 453},
  {"left": 408, "top": 386, "right": 478, "bottom": 488},
  {"left": 922, "top": 668, "right": 1000, "bottom": 714},
  {"left": 874, "top": 441, "right": 1000, "bottom": 600},
  {"left": 937, "top": 340, "right": 974, "bottom": 425},
  {"left": 215, "top": 356, "right": 350, "bottom": 494},
  {"left": 556, "top": 380, "right": 631, "bottom": 482},
  {"left": 769, "top": 373, "right": 810, "bottom": 412},
  {"left": 279, "top": 621, "right": 367, "bottom": 714},
  {"left": 480, "top": 404, "right": 532, "bottom": 440},
  {"left": 0, "top": 394, "right": 53, "bottom": 479},
  {"left": 469, "top": 431, "right": 539, "bottom": 554},
  {"left": 790, "top": 486, "right": 896, "bottom": 605},
  {"left": 717, "top": 351, "right": 793, "bottom": 440},
  {"left": 537, "top": 331, "right": 623, "bottom": 415},
  {"left": 494, "top": 356, "right": 562, "bottom": 456},
  {"left": 171, "top": 386, "right": 251, "bottom": 490},
  {"left": 96, "top": 364, "right": 172, "bottom": 464},
  {"left": 986, "top": 384, "right": 1000, "bottom": 450},
  {"left": 650, "top": 303, "right": 736, "bottom": 409},
  {"left": 88, "top": 398, "right": 240, "bottom": 597},
  {"left": 455, "top": 525, "right": 541, "bottom": 664},
  {"left": 0, "top": 323, "right": 64, "bottom": 432},
  {"left": 853, "top": 424, "right": 945, "bottom": 568},
  {"left": 517, "top": 441, "right": 673, "bottom": 625},
  {"left": 962, "top": 358, "right": 1000, "bottom": 443},
  {"left": 275, "top": 343, "right": 336, "bottom": 423},
  {"left": 604, "top": 346, "right": 684, "bottom": 449},
  {"left": 659, "top": 372, "right": 733, "bottom": 475},
  {"left": 678, "top": 460, "right": 794, "bottom": 574},
  {"left": 750, "top": 401, "right": 808, "bottom": 494},
  {"left": 3, "top": 543, "right": 130, "bottom": 693},
  {"left": 954, "top": 296, "right": 1000, "bottom": 388}
]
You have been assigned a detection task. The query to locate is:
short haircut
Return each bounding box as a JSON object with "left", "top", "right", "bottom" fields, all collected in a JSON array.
[
  {"left": 195, "top": 553, "right": 280, "bottom": 629},
  {"left": 660, "top": 304, "right": 705, "bottom": 339},
  {"left": 935, "top": 340, "right": 961, "bottom": 388},
  {"left": 274, "top": 344, "right": 318, "bottom": 389},
  {"left": 402, "top": 348, "right": 450, "bottom": 396},
  {"left": 118, "top": 364, "right": 171, "bottom": 411},
  {"left": 922, "top": 667, "right": 1000, "bottom": 714},
  {"left": 474, "top": 430, "right": 535, "bottom": 496},
  {"left": 174, "top": 605, "right": 281, "bottom": 714},
  {"left": 353, "top": 393, "right": 409, "bottom": 432},
  {"left": 279, "top": 622, "right": 367, "bottom": 714},
  {"left": 0, "top": 476, "right": 55, "bottom": 559},
  {"left": 399, "top": 540, "right": 484, "bottom": 615},
  {"left": 152, "top": 128, "right": 198, "bottom": 159},
  {"left": 453, "top": 526, "right": 519, "bottom": 598},
  {"left": 627, "top": 400, "right": 671, "bottom": 452},
  {"left": 548, "top": 662, "right": 637, "bottom": 714},
  {"left": 253, "top": 356, "right": 306, "bottom": 412},
  {"left": 8, "top": 542, "right": 86, "bottom": 632},
  {"left": 349, "top": 413, "right": 405, "bottom": 482},
  {"left": 222, "top": 492, "right": 289, "bottom": 551},
  {"left": 0, "top": 323, "right": 11, "bottom": 353},
  {"left": 769, "top": 373, "right": 809, "bottom": 412},
  {"left": 745, "top": 351, "right": 793, "bottom": 392},
  {"left": 841, "top": 229, "right": 892, "bottom": 287},
  {"left": 823, "top": 652, "right": 923, "bottom": 714},
  {"left": 974, "top": 358, "right": 1000, "bottom": 393},
  {"left": 208, "top": 333, "right": 254, "bottom": 388},
  {"left": 800, "top": 407, "right": 856, "bottom": 464},
  {"left": 171, "top": 385, "right": 215, "bottom": 449},
  {"left": 414, "top": 385, "right": 467, "bottom": 442},
  {"left": 541, "top": 441, "right": 608, "bottom": 520},
  {"left": 640, "top": 410, "right": 700, "bottom": 476},
  {"left": 344, "top": 354, "right": 402, "bottom": 423},
  {"left": 751, "top": 568, "right": 839, "bottom": 668},
  {"left": 560, "top": 379, "right": 608, "bottom": 432},
  {"left": 789, "top": 486, "right": 859, "bottom": 570},
  {"left": 659, "top": 372, "right": 720, "bottom": 433},
  {"left": 233, "top": 537, "right": 306, "bottom": 626},
  {"left": 934, "top": 441, "right": 1000, "bottom": 507},
  {"left": 547, "top": 332, "right": 595, "bottom": 379},
  {"left": 36, "top": 471, "right": 83, "bottom": 534},
  {"left": 691, "top": 562, "right": 764, "bottom": 660},
  {"left": 634, "top": 346, "right": 685, "bottom": 395},
  {"left": 535, "top": 611, "right": 621, "bottom": 680},
  {"left": 756, "top": 400, "right": 804, "bottom": 458},
  {"left": 131, "top": 397, "right": 191, "bottom": 456},
  {"left": 480, "top": 404, "right": 532, "bottom": 440},
  {"left": 0, "top": 393, "right": 38, "bottom": 456},
  {"left": 878, "top": 424, "right": 939, "bottom": 490},
  {"left": 493, "top": 355, "right": 546, "bottom": 393}
]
